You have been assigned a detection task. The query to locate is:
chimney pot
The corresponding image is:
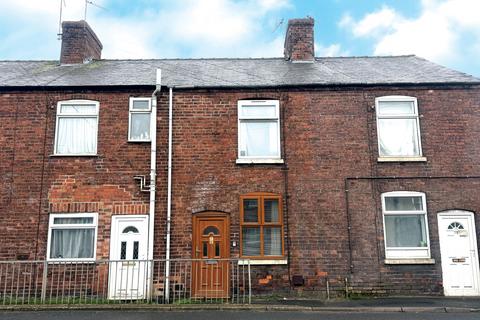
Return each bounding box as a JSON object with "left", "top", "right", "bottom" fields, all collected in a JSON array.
[
  {"left": 284, "top": 17, "right": 315, "bottom": 62},
  {"left": 60, "top": 20, "right": 103, "bottom": 64}
]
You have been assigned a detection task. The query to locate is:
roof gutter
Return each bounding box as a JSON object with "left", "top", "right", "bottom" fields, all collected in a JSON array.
[{"left": 1, "top": 81, "right": 479, "bottom": 92}]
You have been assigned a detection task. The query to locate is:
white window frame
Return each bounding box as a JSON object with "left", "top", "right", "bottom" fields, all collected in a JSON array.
[
  {"left": 46, "top": 213, "right": 98, "bottom": 262},
  {"left": 54, "top": 100, "right": 99, "bottom": 156},
  {"left": 237, "top": 100, "right": 282, "bottom": 162},
  {"left": 375, "top": 96, "right": 423, "bottom": 160},
  {"left": 381, "top": 191, "right": 431, "bottom": 259},
  {"left": 128, "top": 97, "right": 152, "bottom": 142}
]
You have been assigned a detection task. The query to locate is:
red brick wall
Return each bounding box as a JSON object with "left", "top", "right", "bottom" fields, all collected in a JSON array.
[
  {"left": 60, "top": 21, "right": 103, "bottom": 64},
  {"left": 284, "top": 18, "right": 315, "bottom": 61},
  {"left": 0, "top": 85, "right": 479, "bottom": 296},
  {"left": 0, "top": 89, "right": 166, "bottom": 261}
]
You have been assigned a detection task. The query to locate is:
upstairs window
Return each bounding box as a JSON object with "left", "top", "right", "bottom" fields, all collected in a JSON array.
[
  {"left": 55, "top": 100, "right": 99, "bottom": 155},
  {"left": 240, "top": 193, "right": 284, "bottom": 258},
  {"left": 238, "top": 100, "right": 281, "bottom": 159},
  {"left": 382, "top": 192, "right": 430, "bottom": 259},
  {"left": 376, "top": 96, "right": 422, "bottom": 158},
  {"left": 129, "top": 98, "right": 151, "bottom": 142},
  {"left": 47, "top": 213, "right": 98, "bottom": 261}
]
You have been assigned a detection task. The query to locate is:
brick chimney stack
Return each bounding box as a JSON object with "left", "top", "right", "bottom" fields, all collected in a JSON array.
[
  {"left": 284, "top": 17, "right": 315, "bottom": 62},
  {"left": 60, "top": 20, "right": 103, "bottom": 64}
]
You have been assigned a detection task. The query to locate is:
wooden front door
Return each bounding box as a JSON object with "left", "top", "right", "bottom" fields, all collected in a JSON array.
[{"left": 192, "top": 213, "right": 230, "bottom": 298}]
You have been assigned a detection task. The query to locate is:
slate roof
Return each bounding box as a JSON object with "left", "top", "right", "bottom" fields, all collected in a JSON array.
[{"left": 0, "top": 55, "right": 478, "bottom": 88}]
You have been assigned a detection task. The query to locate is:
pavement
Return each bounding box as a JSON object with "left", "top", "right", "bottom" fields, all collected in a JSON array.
[
  {"left": 256, "top": 296, "right": 480, "bottom": 313},
  {"left": 0, "top": 296, "right": 479, "bottom": 313},
  {"left": 0, "top": 310, "right": 479, "bottom": 320}
]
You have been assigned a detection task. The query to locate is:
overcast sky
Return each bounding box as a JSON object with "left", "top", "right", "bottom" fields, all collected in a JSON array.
[{"left": 0, "top": 0, "right": 478, "bottom": 77}]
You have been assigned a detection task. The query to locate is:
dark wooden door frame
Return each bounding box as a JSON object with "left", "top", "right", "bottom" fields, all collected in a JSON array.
[{"left": 192, "top": 212, "right": 230, "bottom": 298}]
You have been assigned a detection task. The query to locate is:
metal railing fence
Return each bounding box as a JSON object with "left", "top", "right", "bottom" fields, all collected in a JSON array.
[{"left": 0, "top": 259, "right": 251, "bottom": 305}]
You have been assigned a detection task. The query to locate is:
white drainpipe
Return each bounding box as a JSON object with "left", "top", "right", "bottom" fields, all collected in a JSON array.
[
  {"left": 164, "top": 87, "right": 173, "bottom": 302},
  {"left": 148, "top": 69, "right": 161, "bottom": 262}
]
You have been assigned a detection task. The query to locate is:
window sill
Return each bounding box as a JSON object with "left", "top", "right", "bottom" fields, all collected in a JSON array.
[
  {"left": 128, "top": 140, "right": 151, "bottom": 143},
  {"left": 50, "top": 154, "right": 98, "bottom": 157},
  {"left": 47, "top": 259, "right": 96, "bottom": 264},
  {"left": 384, "top": 258, "right": 435, "bottom": 265},
  {"left": 236, "top": 158, "right": 284, "bottom": 165},
  {"left": 238, "top": 259, "right": 287, "bottom": 265},
  {"left": 378, "top": 157, "right": 427, "bottom": 163}
]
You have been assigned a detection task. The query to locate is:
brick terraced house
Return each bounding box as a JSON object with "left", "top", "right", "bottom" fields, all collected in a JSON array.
[{"left": 1, "top": 18, "right": 480, "bottom": 299}]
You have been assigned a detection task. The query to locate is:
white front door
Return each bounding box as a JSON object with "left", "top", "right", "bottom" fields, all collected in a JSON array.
[
  {"left": 438, "top": 211, "right": 480, "bottom": 296},
  {"left": 109, "top": 215, "right": 149, "bottom": 299}
]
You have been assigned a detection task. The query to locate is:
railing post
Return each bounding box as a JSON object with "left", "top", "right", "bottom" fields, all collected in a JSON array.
[
  {"left": 165, "top": 259, "right": 170, "bottom": 303},
  {"left": 40, "top": 261, "right": 48, "bottom": 303},
  {"left": 247, "top": 259, "right": 251, "bottom": 304}
]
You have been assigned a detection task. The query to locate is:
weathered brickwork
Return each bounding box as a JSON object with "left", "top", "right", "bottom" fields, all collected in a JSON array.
[
  {"left": 284, "top": 18, "right": 315, "bottom": 61},
  {"left": 0, "top": 84, "right": 479, "bottom": 296},
  {"left": 60, "top": 21, "right": 103, "bottom": 64}
]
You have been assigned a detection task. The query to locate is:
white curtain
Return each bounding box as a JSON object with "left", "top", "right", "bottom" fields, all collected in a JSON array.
[
  {"left": 54, "top": 217, "right": 93, "bottom": 224},
  {"left": 377, "top": 101, "right": 414, "bottom": 115},
  {"left": 50, "top": 228, "right": 94, "bottom": 259},
  {"left": 385, "top": 196, "right": 423, "bottom": 211},
  {"left": 242, "top": 228, "right": 260, "bottom": 256},
  {"left": 57, "top": 117, "right": 97, "bottom": 154},
  {"left": 130, "top": 113, "right": 150, "bottom": 140},
  {"left": 243, "top": 199, "right": 259, "bottom": 222},
  {"left": 241, "top": 105, "right": 276, "bottom": 118},
  {"left": 264, "top": 227, "right": 282, "bottom": 256},
  {"left": 264, "top": 199, "right": 279, "bottom": 223},
  {"left": 240, "top": 121, "right": 278, "bottom": 157},
  {"left": 385, "top": 215, "right": 427, "bottom": 248},
  {"left": 378, "top": 118, "right": 419, "bottom": 156}
]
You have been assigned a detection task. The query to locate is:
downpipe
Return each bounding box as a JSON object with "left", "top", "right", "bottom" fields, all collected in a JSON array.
[
  {"left": 165, "top": 87, "right": 173, "bottom": 302},
  {"left": 147, "top": 69, "right": 161, "bottom": 298}
]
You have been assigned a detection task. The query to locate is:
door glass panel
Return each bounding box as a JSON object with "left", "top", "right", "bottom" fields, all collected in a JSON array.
[
  {"left": 243, "top": 199, "right": 258, "bottom": 222},
  {"left": 447, "top": 222, "right": 464, "bottom": 230},
  {"left": 203, "top": 242, "right": 208, "bottom": 258},
  {"left": 133, "top": 241, "right": 139, "bottom": 259},
  {"left": 215, "top": 242, "right": 220, "bottom": 257},
  {"left": 122, "top": 226, "right": 139, "bottom": 234},
  {"left": 120, "top": 241, "right": 126, "bottom": 260},
  {"left": 203, "top": 226, "right": 220, "bottom": 235}
]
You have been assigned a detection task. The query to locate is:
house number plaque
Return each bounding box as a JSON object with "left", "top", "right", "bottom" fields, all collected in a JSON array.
[{"left": 452, "top": 258, "right": 466, "bottom": 263}]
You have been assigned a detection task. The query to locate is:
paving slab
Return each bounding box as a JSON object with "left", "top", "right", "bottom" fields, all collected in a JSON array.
[{"left": 1, "top": 297, "right": 480, "bottom": 313}]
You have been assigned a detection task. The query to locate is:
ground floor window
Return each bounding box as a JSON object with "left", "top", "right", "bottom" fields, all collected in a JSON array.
[
  {"left": 47, "top": 213, "right": 98, "bottom": 261},
  {"left": 382, "top": 192, "right": 430, "bottom": 259},
  {"left": 240, "top": 193, "right": 284, "bottom": 258}
]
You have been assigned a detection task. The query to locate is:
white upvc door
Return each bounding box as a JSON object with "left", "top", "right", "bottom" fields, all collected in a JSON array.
[
  {"left": 438, "top": 211, "right": 480, "bottom": 296},
  {"left": 109, "top": 215, "right": 149, "bottom": 299}
]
